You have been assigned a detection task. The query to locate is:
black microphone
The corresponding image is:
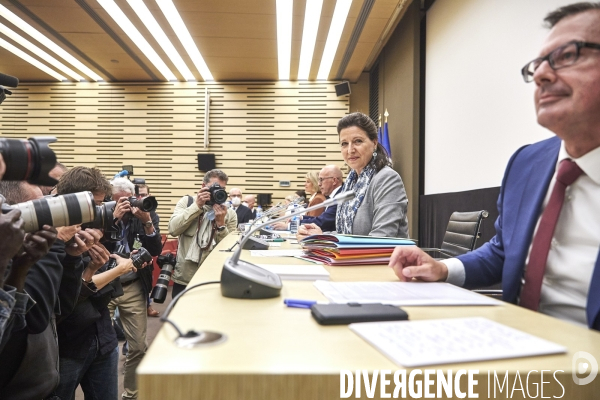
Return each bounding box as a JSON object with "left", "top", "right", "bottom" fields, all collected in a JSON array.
[
  {"left": 220, "top": 191, "right": 356, "bottom": 299},
  {"left": 0, "top": 73, "right": 19, "bottom": 88}
]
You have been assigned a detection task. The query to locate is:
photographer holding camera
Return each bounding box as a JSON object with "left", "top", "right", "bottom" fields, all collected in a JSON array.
[
  {"left": 107, "top": 177, "right": 161, "bottom": 400},
  {"left": 168, "top": 169, "right": 237, "bottom": 299},
  {"left": 49, "top": 167, "right": 137, "bottom": 400},
  {"left": 0, "top": 177, "right": 107, "bottom": 399}
]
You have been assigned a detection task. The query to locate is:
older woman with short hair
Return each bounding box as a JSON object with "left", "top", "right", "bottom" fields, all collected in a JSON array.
[{"left": 299, "top": 112, "right": 409, "bottom": 238}]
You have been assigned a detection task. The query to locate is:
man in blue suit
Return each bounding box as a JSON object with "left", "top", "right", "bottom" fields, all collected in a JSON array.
[
  {"left": 299, "top": 165, "right": 343, "bottom": 232},
  {"left": 389, "top": 2, "right": 600, "bottom": 331},
  {"left": 271, "top": 165, "right": 343, "bottom": 232}
]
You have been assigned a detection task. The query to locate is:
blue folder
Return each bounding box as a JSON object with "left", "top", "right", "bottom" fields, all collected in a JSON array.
[{"left": 301, "top": 234, "right": 415, "bottom": 249}]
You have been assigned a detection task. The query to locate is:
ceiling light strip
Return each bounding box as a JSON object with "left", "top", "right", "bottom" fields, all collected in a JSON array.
[
  {"left": 0, "top": 4, "right": 102, "bottom": 81},
  {"left": 0, "top": 23, "right": 83, "bottom": 81},
  {"left": 317, "top": 0, "right": 352, "bottom": 80},
  {"left": 97, "top": 0, "right": 176, "bottom": 81},
  {"left": 0, "top": 37, "right": 65, "bottom": 81},
  {"left": 127, "top": 0, "right": 194, "bottom": 81},
  {"left": 276, "top": 0, "right": 293, "bottom": 80},
  {"left": 334, "top": 0, "right": 374, "bottom": 79},
  {"left": 156, "top": 0, "right": 213, "bottom": 81},
  {"left": 297, "top": 0, "right": 323, "bottom": 80}
]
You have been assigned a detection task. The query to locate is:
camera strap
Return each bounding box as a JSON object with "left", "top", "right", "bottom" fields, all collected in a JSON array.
[{"left": 195, "top": 213, "right": 217, "bottom": 252}]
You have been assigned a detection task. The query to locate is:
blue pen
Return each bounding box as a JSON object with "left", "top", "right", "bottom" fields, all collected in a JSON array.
[{"left": 284, "top": 299, "right": 321, "bottom": 309}]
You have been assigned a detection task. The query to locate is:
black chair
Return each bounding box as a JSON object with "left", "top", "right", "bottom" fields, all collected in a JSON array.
[{"left": 421, "top": 210, "right": 489, "bottom": 259}]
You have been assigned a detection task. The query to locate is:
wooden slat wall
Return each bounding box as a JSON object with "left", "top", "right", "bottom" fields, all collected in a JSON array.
[{"left": 0, "top": 81, "right": 348, "bottom": 233}]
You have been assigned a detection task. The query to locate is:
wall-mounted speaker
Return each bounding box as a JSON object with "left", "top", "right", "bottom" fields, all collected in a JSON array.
[
  {"left": 197, "top": 153, "right": 216, "bottom": 171},
  {"left": 334, "top": 81, "right": 351, "bottom": 97},
  {"left": 257, "top": 193, "right": 272, "bottom": 207}
]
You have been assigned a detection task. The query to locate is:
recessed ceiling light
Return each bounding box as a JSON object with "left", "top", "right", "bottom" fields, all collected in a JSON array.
[
  {"left": 0, "top": 37, "right": 65, "bottom": 81},
  {"left": 276, "top": 0, "right": 293, "bottom": 81},
  {"left": 156, "top": 0, "right": 213, "bottom": 81},
  {"left": 98, "top": 0, "right": 177, "bottom": 81},
  {"left": 0, "top": 22, "right": 83, "bottom": 81},
  {"left": 298, "top": 0, "right": 323, "bottom": 80},
  {"left": 0, "top": 4, "right": 102, "bottom": 81},
  {"left": 127, "top": 0, "right": 194, "bottom": 81},
  {"left": 317, "top": 0, "right": 352, "bottom": 80}
]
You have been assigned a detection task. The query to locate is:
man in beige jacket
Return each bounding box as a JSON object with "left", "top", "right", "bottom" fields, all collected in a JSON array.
[{"left": 168, "top": 169, "right": 238, "bottom": 299}]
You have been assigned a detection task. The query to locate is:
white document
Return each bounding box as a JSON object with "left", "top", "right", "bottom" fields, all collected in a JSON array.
[
  {"left": 267, "top": 242, "right": 282, "bottom": 247},
  {"left": 250, "top": 250, "right": 306, "bottom": 257},
  {"left": 258, "top": 264, "right": 330, "bottom": 281},
  {"left": 350, "top": 317, "right": 567, "bottom": 367},
  {"left": 313, "top": 281, "right": 501, "bottom": 306}
]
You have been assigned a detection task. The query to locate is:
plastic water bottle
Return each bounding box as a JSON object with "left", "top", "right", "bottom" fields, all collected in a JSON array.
[
  {"left": 256, "top": 205, "right": 263, "bottom": 221},
  {"left": 289, "top": 215, "right": 299, "bottom": 233}
]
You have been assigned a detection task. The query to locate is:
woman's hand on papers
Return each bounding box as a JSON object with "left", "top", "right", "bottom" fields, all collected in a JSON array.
[
  {"left": 296, "top": 223, "right": 322, "bottom": 241},
  {"left": 388, "top": 246, "right": 448, "bottom": 282}
]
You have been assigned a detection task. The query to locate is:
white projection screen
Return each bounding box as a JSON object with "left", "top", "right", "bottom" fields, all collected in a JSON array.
[{"left": 424, "top": 0, "right": 577, "bottom": 195}]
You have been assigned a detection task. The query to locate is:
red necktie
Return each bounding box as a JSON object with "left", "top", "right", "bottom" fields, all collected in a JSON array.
[{"left": 520, "top": 159, "right": 584, "bottom": 311}]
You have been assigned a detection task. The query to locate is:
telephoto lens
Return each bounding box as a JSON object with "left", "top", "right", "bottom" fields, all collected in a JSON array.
[
  {"left": 127, "top": 196, "right": 158, "bottom": 212},
  {"left": 130, "top": 247, "right": 153, "bottom": 269},
  {"left": 0, "top": 136, "right": 58, "bottom": 186},
  {"left": 106, "top": 244, "right": 126, "bottom": 270},
  {"left": 151, "top": 252, "right": 176, "bottom": 303},
  {"left": 81, "top": 201, "right": 120, "bottom": 242},
  {"left": 1, "top": 191, "right": 96, "bottom": 233}
]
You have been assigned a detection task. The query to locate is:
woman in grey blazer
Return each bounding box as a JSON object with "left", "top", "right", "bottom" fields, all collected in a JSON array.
[{"left": 298, "top": 112, "right": 409, "bottom": 238}]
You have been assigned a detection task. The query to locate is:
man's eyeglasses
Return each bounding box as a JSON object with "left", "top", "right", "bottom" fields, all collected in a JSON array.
[
  {"left": 318, "top": 177, "right": 335, "bottom": 184},
  {"left": 521, "top": 40, "right": 600, "bottom": 83}
]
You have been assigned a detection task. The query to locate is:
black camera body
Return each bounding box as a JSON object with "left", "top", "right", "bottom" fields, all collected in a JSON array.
[
  {"left": 106, "top": 246, "right": 152, "bottom": 271},
  {"left": 151, "top": 252, "right": 176, "bottom": 303},
  {"left": 206, "top": 183, "right": 227, "bottom": 206},
  {"left": 81, "top": 200, "right": 121, "bottom": 242}
]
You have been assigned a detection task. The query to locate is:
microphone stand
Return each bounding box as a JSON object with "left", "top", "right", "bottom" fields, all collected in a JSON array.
[
  {"left": 220, "top": 202, "right": 287, "bottom": 252},
  {"left": 220, "top": 191, "right": 356, "bottom": 299}
]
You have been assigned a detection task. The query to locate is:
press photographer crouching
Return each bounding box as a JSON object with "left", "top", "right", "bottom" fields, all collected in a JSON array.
[
  {"left": 107, "top": 177, "right": 162, "bottom": 400},
  {"left": 49, "top": 167, "right": 141, "bottom": 400}
]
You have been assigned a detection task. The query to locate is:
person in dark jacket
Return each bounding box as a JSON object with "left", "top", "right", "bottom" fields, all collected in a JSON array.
[
  {"left": 229, "top": 187, "right": 254, "bottom": 224},
  {"left": 50, "top": 167, "right": 137, "bottom": 400},
  {"left": 107, "top": 177, "right": 162, "bottom": 400},
  {"left": 0, "top": 179, "right": 99, "bottom": 399}
]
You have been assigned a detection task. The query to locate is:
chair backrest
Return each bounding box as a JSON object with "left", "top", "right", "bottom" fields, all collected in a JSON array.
[{"left": 439, "top": 210, "right": 489, "bottom": 258}]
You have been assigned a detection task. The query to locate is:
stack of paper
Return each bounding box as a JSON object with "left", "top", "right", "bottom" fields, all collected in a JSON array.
[
  {"left": 258, "top": 264, "right": 330, "bottom": 281},
  {"left": 299, "top": 234, "right": 415, "bottom": 266}
]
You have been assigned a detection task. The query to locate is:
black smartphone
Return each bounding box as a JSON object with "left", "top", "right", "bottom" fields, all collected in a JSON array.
[{"left": 311, "top": 303, "right": 409, "bottom": 326}]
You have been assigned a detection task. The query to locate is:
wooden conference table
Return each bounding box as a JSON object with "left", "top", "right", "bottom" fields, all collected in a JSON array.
[{"left": 138, "top": 233, "right": 600, "bottom": 399}]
